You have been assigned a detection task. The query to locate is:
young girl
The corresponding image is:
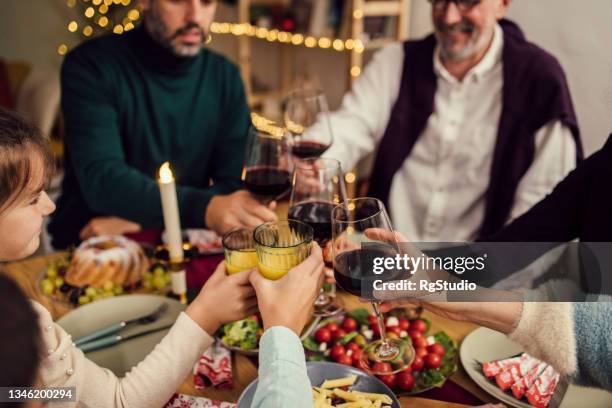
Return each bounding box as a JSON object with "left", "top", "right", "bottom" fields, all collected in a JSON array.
[{"left": 0, "top": 107, "right": 325, "bottom": 407}]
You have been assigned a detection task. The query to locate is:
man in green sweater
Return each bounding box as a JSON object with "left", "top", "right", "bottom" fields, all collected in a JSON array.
[{"left": 49, "top": 0, "right": 276, "bottom": 249}]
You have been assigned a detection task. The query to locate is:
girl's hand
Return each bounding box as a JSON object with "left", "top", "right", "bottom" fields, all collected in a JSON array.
[{"left": 186, "top": 262, "right": 258, "bottom": 335}]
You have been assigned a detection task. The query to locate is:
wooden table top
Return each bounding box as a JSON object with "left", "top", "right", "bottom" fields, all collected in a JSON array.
[{"left": 2, "top": 252, "right": 499, "bottom": 408}]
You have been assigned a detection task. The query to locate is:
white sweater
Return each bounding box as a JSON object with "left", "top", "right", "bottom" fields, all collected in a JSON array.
[{"left": 32, "top": 301, "right": 214, "bottom": 408}]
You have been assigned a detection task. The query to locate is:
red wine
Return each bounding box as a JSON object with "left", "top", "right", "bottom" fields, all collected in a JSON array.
[
  {"left": 334, "top": 248, "right": 401, "bottom": 299},
  {"left": 288, "top": 201, "right": 334, "bottom": 245},
  {"left": 292, "top": 140, "right": 330, "bottom": 159},
  {"left": 244, "top": 167, "right": 291, "bottom": 198}
]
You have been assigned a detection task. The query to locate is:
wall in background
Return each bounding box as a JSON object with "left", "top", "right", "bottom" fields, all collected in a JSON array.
[{"left": 2, "top": 0, "right": 611, "bottom": 153}]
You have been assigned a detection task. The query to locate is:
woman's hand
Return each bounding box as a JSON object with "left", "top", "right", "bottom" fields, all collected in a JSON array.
[
  {"left": 249, "top": 243, "right": 325, "bottom": 335},
  {"left": 381, "top": 300, "right": 524, "bottom": 334},
  {"left": 186, "top": 262, "right": 258, "bottom": 335}
]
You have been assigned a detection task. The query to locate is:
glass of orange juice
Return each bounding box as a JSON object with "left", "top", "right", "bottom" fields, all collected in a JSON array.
[
  {"left": 253, "top": 220, "right": 313, "bottom": 280},
  {"left": 222, "top": 229, "right": 258, "bottom": 275}
]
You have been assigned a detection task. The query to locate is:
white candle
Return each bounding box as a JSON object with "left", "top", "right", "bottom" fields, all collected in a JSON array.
[{"left": 158, "top": 162, "right": 184, "bottom": 263}]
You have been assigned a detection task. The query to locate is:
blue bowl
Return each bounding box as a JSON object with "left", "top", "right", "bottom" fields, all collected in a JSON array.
[{"left": 237, "top": 361, "right": 401, "bottom": 407}]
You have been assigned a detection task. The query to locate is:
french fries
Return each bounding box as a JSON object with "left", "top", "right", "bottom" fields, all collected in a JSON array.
[{"left": 311, "top": 375, "right": 393, "bottom": 408}]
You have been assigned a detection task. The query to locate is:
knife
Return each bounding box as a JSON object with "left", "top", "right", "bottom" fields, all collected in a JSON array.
[
  {"left": 74, "top": 303, "right": 169, "bottom": 346},
  {"left": 78, "top": 324, "right": 174, "bottom": 353}
]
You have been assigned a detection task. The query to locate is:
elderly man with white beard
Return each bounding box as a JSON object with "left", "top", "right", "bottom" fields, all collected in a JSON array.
[{"left": 323, "top": 0, "right": 583, "bottom": 241}]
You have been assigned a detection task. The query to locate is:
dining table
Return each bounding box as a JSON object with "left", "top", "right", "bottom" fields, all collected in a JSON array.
[{"left": 3, "top": 248, "right": 502, "bottom": 408}]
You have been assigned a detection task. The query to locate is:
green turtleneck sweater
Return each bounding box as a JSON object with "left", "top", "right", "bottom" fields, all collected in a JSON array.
[{"left": 49, "top": 25, "right": 250, "bottom": 249}]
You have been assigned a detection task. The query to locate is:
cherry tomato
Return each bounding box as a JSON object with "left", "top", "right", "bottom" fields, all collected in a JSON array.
[
  {"left": 425, "top": 353, "right": 442, "bottom": 369},
  {"left": 396, "top": 370, "right": 415, "bottom": 391},
  {"left": 314, "top": 327, "right": 331, "bottom": 343},
  {"left": 367, "top": 315, "right": 378, "bottom": 325},
  {"left": 408, "top": 329, "right": 422, "bottom": 342},
  {"left": 411, "top": 319, "right": 427, "bottom": 333},
  {"left": 325, "top": 322, "right": 339, "bottom": 332},
  {"left": 332, "top": 328, "right": 347, "bottom": 341},
  {"left": 372, "top": 362, "right": 392, "bottom": 374},
  {"left": 354, "top": 355, "right": 368, "bottom": 371},
  {"left": 346, "top": 342, "right": 361, "bottom": 353},
  {"left": 342, "top": 317, "right": 358, "bottom": 332},
  {"left": 411, "top": 356, "right": 424, "bottom": 371},
  {"left": 351, "top": 348, "right": 363, "bottom": 365},
  {"left": 337, "top": 354, "right": 353, "bottom": 366},
  {"left": 398, "top": 318, "right": 410, "bottom": 331},
  {"left": 387, "top": 325, "right": 402, "bottom": 336},
  {"left": 330, "top": 344, "right": 346, "bottom": 361},
  {"left": 412, "top": 336, "right": 428, "bottom": 349},
  {"left": 378, "top": 373, "right": 397, "bottom": 388},
  {"left": 427, "top": 343, "right": 446, "bottom": 357},
  {"left": 415, "top": 347, "right": 428, "bottom": 359}
]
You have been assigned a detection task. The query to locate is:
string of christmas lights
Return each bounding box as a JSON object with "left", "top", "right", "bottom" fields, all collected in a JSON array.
[{"left": 59, "top": 0, "right": 365, "bottom": 58}]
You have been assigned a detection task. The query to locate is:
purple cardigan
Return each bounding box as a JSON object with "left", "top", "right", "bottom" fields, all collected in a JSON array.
[{"left": 368, "top": 19, "right": 583, "bottom": 238}]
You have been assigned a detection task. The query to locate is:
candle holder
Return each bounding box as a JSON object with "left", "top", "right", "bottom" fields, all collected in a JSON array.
[
  {"left": 168, "top": 260, "right": 187, "bottom": 305},
  {"left": 152, "top": 243, "right": 196, "bottom": 305}
]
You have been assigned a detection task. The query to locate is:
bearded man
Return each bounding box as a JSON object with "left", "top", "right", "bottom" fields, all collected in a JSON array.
[
  {"left": 323, "top": 0, "right": 583, "bottom": 241},
  {"left": 49, "top": 0, "right": 277, "bottom": 248}
]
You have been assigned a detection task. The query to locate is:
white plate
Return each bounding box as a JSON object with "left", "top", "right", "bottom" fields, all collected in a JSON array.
[
  {"left": 57, "top": 294, "right": 185, "bottom": 376},
  {"left": 460, "top": 327, "right": 612, "bottom": 408}
]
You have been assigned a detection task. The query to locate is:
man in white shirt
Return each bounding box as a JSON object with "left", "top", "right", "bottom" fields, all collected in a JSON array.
[{"left": 324, "top": 0, "right": 582, "bottom": 241}]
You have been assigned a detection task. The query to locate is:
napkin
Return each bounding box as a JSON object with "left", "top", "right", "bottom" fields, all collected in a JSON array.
[
  {"left": 193, "top": 341, "right": 233, "bottom": 389},
  {"left": 165, "top": 393, "right": 236, "bottom": 408}
]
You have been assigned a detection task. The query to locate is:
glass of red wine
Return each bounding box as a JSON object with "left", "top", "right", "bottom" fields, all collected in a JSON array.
[
  {"left": 243, "top": 125, "right": 293, "bottom": 202},
  {"left": 332, "top": 197, "right": 414, "bottom": 375},
  {"left": 284, "top": 88, "right": 333, "bottom": 159},
  {"left": 288, "top": 157, "right": 347, "bottom": 316}
]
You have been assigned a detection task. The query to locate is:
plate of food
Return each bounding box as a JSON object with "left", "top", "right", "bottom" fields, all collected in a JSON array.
[
  {"left": 215, "top": 315, "right": 263, "bottom": 356},
  {"left": 461, "top": 326, "right": 612, "bottom": 408},
  {"left": 39, "top": 235, "right": 173, "bottom": 307},
  {"left": 237, "top": 361, "right": 401, "bottom": 408},
  {"left": 216, "top": 314, "right": 322, "bottom": 355},
  {"left": 302, "top": 308, "right": 459, "bottom": 395}
]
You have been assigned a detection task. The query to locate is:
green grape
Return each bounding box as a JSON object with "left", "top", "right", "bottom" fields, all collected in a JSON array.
[
  {"left": 143, "top": 280, "right": 153, "bottom": 290},
  {"left": 46, "top": 267, "right": 58, "bottom": 279},
  {"left": 153, "top": 275, "right": 166, "bottom": 290},
  {"left": 113, "top": 286, "right": 124, "bottom": 295},
  {"left": 103, "top": 281, "right": 114, "bottom": 292},
  {"left": 78, "top": 295, "right": 90, "bottom": 305},
  {"left": 102, "top": 292, "right": 115, "bottom": 299},
  {"left": 153, "top": 267, "right": 166, "bottom": 277},
  {"left": 85, "top": 287, "right": 97, "bottom": 297},
  {"left": 143, "top": 272, "right": 154, "bottom": 282},
  {"left": 54, "top": 277, "right": 65, "bottom": 288},
  {"left": 41, "top": 279, "right": 55, "bottom": 295},
  {"left": 164, "top": 273, "right": 172, "bottom": 284},
  {"left": 91, "top": 295, "right": 101, "bottom": 302}
]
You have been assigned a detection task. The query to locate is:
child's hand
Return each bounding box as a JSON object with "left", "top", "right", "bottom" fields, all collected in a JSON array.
[
  {"left": 248, "top": 243, "right": 325, "bottom": 335},
  {"left": 186, "top": 262, "right": 258, "bottom": 335}
]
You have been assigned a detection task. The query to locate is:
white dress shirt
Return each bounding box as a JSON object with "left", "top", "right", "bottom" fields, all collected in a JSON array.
[{"left": 324, "top": 24, "right": 576, "bottom": 241}]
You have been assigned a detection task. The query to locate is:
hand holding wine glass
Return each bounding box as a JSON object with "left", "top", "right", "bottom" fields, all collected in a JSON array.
[
  {"left": 284, "top": 88, "right": 333, "bottom": 159},
  {"left": 332, "top": 198, "right": 415, "bottom": 375}
]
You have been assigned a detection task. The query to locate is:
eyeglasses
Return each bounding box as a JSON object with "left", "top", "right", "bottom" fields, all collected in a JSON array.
[{"left": 428, "top": 0, "right": 482, "bottom": 13}]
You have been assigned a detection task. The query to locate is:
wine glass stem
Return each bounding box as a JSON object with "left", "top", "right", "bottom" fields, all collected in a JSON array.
[
  {"left": 372, "top": 301, "right": 395, "bottom": 358},
  {"left": 314, "top": 288, "right": 330, "bottom": 307}
]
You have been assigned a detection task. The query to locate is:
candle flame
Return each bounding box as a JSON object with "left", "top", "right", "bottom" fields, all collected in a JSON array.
[{"left": 159, "top": 162, "right": 174, "bottom": 183}]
